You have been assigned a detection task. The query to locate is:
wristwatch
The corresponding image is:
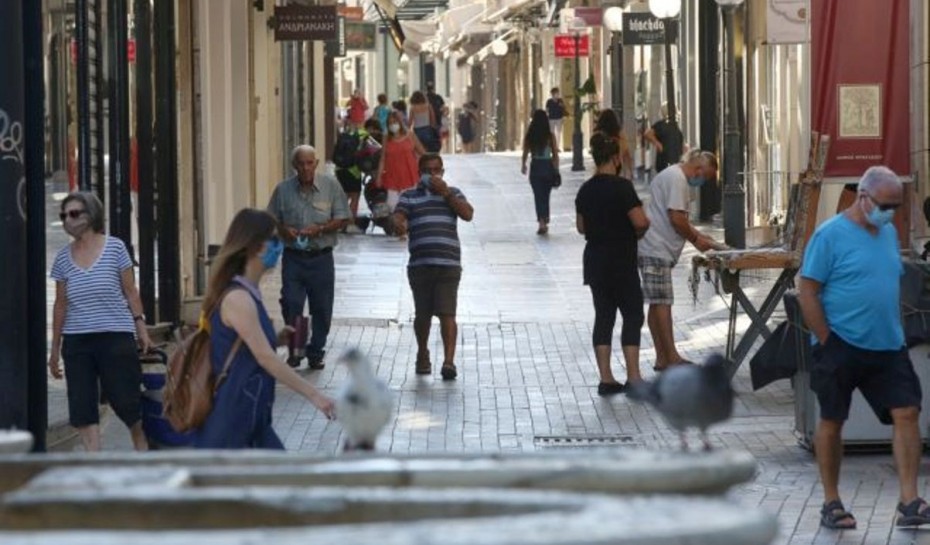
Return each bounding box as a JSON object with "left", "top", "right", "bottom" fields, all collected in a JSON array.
[{"left": 133, "top": 314, "right": 146, "bottom": 323}]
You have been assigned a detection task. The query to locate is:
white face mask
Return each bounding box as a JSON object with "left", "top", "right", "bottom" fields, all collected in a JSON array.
[{"left": 389, "top": 123, "right": 401, "bottom": 134}]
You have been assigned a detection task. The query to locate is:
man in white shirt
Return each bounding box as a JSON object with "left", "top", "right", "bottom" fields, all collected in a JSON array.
[{"left": 638, "top": 150, "right": 719, "bottom": 370}]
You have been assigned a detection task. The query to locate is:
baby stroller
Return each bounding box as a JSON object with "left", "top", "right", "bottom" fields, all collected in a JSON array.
[
  {"left": 140, "top": 348, "right": 194, "bottom": 448},
  {"left": 362, "top": 174, "right": 396, "bottom": 235}
]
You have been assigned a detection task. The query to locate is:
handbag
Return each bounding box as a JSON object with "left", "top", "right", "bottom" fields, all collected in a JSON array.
[{"left": 551, "top": 172, "right": 562, "bottom": 189}]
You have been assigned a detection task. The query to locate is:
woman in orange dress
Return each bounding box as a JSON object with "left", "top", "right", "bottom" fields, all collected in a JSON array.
[{"left": 376, "top": 110, "right": 426, "bottom": 212}]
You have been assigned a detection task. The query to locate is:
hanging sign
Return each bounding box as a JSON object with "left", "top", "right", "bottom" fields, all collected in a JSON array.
[
  {"left": 622, "top": 12, "right": 677, "bottom": 45},
  {"left": 346, "top": 22, "right": 377, "bottom": 50},
  {"left": 273, "top": 5, "right": 338, "bottom": 41},
  {"left": 554, "top": 34, "right": 589, "bottom": 57}
]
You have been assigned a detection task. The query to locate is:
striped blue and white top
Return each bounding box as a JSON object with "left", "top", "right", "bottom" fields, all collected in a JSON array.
[
  {"left": 50, "top": 236, "right": 136, "bottom": 335},
  {"left": 395, "top": 185, "right": 467, "bottom": 268}
]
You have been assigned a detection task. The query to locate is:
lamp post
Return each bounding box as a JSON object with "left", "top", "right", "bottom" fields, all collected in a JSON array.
[
  {"left": 648, "top": 0, "right": 683, "bottom": 167},
  {"left": 716, "top": 0, "right": 745, "bottom": 248},
  {"left": 571, "top": 18, "right": 586, "bottom": 171},
  {"left": 603, "top": 7, "right": 624, "bottom": 123}
]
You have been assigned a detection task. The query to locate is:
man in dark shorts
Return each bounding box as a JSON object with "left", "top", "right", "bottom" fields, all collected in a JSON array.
[
  {"left": 393, "top": 154, "right": 474, "bottom": 380},
  {"left": 799, "top": 165, "right": 927, "bottom": 530}
]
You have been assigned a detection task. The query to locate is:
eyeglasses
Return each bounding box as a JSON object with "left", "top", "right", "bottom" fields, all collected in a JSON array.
[
  {"left": 866, "top": 194, "right": 901, "bottom": 212},
  {"left": 59, "top": 210, "right": 86, "bottom": 221}
]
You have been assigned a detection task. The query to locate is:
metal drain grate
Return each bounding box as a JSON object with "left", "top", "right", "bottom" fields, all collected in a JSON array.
[{"left": 533, "top": 435, "right": 642, "bottom": 449}]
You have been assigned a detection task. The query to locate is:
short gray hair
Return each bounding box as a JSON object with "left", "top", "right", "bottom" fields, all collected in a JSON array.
[
  {"left": 683, "top": 149, "right": 718, "bottom": 171},
  {"left": 290, "top": 145, "right": 317, "bottom": 166},
  {"left": 61, "top": 191, "right": 106, "bottom": 233},
  {"left": 858, "top": 165, "right": 901, "bottom": 194}
]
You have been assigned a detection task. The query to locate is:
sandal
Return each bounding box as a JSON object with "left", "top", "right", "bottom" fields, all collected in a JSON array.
[
  {"left": 896, "top": 497, "right": 930, "bottom": 527},
  {"left": 440, "top": 362, "right": 457, "bottom": 381},
  {"left": 415, "top": 351, "right": 432, "bottom": 375},
  {"left": 820, "top": 500, "right": 856, "bottom": 530}
]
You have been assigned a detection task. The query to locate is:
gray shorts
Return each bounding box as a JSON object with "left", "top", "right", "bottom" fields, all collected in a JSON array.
[{"left": 638, "top": 256, "right": 675, "bottom": 305}]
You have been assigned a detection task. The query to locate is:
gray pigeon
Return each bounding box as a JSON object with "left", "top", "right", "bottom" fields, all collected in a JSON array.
[
  {"left": 335, "top": 348, "right": 394, "bottom": 452},
  {"left": 627, "top": 354, "right": 734, "bottom": 451}
]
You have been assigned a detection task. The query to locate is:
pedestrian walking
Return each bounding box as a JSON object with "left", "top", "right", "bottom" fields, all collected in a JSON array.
[
  {"left": 346, "top": 89, "right": 368, "bottom": 130},
  {"left": 373, "top": 93, "right": 391, "bottom": 133},
  {"left": 393, "top": 154, "right": 474, "bottom": 380},
  {"left": 267, "top": 145, "right": 350, "bottom": 370},
  {"left": 392, "top": 99, "right": 408, "bottom": 126},
  {"left": 545, "top": 87, "right": 566, "bottom": 152},
  {"left": 48, "top": 191, "right": 152, "bottom": 452},
  {"left": 192, "top": 208, "right": 335, "bottom": 449},
  {"left": 457, "top": 101, "right": 479, "bottom": 153},
  {"left": 643, "top": 103, "right": 684, "bottom": 174},
  {"left": 593, "top": 109, "right": 634, "bottom": 180},
  {"left": 576, "top": 134, "right": 650, "bottom": 395},
  {"left": 798, "top": 166, "right": 930, "bottom": 529},
  {"left": 638, "top": 150, "right": 719, "bottom": 370},
  {"left": 425, "top": 82, "right": 445, "bottom": 131},
  {"left": 521, "top": 109, "right": 560, "bottom": 235},
  {"left": 377, "top": 110, "right": 425, "bottom": 213},
  {"left": 409, "top": 90, "right": 440, "bottom": 153}
]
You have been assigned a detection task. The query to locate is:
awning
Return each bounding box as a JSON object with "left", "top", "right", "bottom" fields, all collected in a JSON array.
[
  {"left": 459, "top": 27, "right": 519, "bottom": 66},
  {"left": 482, "top": 0, "right": 546, "bottom": 25}
]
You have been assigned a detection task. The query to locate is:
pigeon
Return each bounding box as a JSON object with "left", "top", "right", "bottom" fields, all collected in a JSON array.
[
  {"left": 626, "top": 354, "right": 734, "bottom": 451},
  {"left": 335, "top": 348, "right": 394, "bottom": 452}
]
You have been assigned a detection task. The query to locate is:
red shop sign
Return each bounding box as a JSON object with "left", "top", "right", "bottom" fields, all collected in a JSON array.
[{"left": 554, "top": 34, "right": 589, "bottom": 58}]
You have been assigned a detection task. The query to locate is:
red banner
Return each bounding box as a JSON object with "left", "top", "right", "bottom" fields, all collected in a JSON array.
[
  {"left": 554, "top": 34, "right": 589, "bottom": 58},
  {"left": 811, "top": 0, "right": 909, "bottom": 176}
]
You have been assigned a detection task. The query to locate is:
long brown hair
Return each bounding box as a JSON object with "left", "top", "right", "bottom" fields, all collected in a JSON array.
[{"left": 201, "top": 208, "right": 278, "bottom": 318}]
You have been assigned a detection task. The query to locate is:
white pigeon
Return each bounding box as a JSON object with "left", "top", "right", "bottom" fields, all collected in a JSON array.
[{"left": 335, "top": 348, "right": 394, "bottom": 451}]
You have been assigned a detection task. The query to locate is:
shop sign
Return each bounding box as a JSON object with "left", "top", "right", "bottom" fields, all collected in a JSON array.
[
  {"left": 622, "top": 12, "right": 677, "bottom": 45},
  {"left": 338, "top": 5, "right": 365, "bottom": 21},
  {"left": 573, "top": 7, "right": 602, "bottom": 26},
  {"left": 324, "top": 16, "right": 347, "bottom": 57},
  {"left": 346, "top": 22, "right": 377, "bottom": 51},
  {"left": 273, "top": 5, "right": 338, "bottom": 41},
  {"left": 554, "top": 34, "right": 590, "bottom": 57}
]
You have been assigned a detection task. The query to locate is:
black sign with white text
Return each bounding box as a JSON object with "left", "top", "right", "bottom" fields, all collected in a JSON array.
[
  {"left": 274, "top": 5, "right": 338, "bottom": 41},
  {"left": 622, "top": 12, "right": 678, "bottom": 45}
]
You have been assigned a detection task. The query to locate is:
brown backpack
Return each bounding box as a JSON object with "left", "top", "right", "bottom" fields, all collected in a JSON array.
[{"left": 163, "top": 306, "right": 243, "bottom": 433}]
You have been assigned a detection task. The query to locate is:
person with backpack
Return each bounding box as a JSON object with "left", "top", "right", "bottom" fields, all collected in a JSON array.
[{"left": 189, "top": 208, "right": 335, "bottom": 449}]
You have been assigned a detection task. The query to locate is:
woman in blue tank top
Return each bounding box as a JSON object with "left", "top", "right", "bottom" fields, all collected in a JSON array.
[{"left": 192, "top": 208, "right": 335, "bottom": 449}]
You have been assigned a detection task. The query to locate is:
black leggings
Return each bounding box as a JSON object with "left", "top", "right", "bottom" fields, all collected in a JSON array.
[{"left": 590, "top": 280, "right": 644, "bottom": 347}]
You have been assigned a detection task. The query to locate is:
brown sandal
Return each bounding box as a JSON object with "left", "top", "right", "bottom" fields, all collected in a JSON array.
[
  {"left": 415, "top": 351, "right": 432, "bottom": 375},
  {"left": 440, "top": 362, "right": 457, "bottom": 380}
]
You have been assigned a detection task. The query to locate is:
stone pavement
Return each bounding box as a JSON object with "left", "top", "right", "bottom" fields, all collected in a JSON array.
[{"left": 46, "top": 153, "right": 930, "bottom": 544}]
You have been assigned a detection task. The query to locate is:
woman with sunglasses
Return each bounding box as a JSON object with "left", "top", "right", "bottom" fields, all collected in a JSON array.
[
  {"left": 192, "top": 208, "right": 335, "bottom": 449},
  {"left": 49, "top": 191, "right": 153, "bottom": 451}
]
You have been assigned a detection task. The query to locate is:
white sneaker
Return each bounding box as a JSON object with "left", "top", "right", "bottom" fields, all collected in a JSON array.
[{"left": 345, "top": 224, "right": 363, "bottom": 234}]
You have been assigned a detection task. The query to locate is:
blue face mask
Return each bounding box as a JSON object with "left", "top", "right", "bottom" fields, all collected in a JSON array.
[
  {"left": 419, "top": 173, "right": 432, "bottom": 188},
  {"left": 261, "top": 237, "right": 284, "bottom": 269},
  {"left": 687, "top": 177, "right": 706, "bottom": 188},
  {"left": 295, "top": 235, "right": 310, "bottom": 250},
  {"left": 866, "top": 205, "right": 895, "bottom": 227}
]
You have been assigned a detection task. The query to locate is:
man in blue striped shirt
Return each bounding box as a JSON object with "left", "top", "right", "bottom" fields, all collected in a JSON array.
[{"left": 393, "top": 154, "right": 474, "bottom": 380}]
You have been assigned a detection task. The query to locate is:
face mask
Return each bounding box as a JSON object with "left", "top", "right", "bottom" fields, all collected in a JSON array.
[
  {"left": 419, "top": 173, "right": 432, "bottom": 188},
  {"left": 295, "top": 235, "right": 310, "bottom": 250},
  {"left": 866, "top": 203, "right": 895, "bottom": 227},
  {"left": 687, "top": 177, "right": 706, "bottom": 188},
  {"left": 261, "top": 237, "right": 284, "bottom": 269},
  {"left": 389, "top": 123, "right": 400, "bottom": 134},
  {"left": 64, "top": 218, "right": 89, "bottom": 238}
]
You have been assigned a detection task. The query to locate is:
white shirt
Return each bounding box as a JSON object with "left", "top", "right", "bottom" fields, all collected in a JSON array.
[{"left": 638, "top": 165, "right": 691, "bottom": 264}]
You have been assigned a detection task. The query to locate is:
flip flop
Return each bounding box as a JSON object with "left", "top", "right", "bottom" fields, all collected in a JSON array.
[
  {"left": 820, "top": 500, "right": 856, "bottom": 530},
  {"left": 896, "top": 498, "right": 930, "bottom": 527}
]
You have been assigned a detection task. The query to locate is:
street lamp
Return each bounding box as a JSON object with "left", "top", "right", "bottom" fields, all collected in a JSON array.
[
  {"left": 603, "top": 7, "right": 624, "bottom": 123},
  {"left": 716, "top": 0, "right": 745, "bottom": 248},
  {"left": 570, "top": 17, "right": 586, "bottom": 171},
  {"left": 648, "top": 0, "right": 683, "bottom": 166}
]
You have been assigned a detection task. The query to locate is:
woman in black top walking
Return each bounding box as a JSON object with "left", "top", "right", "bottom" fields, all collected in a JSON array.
[
  {"left": 521, "top": 109, "right": 560, "bottom": 235},
  {"left": 575, "top": 134, "right": 650, "bottom": 396}
]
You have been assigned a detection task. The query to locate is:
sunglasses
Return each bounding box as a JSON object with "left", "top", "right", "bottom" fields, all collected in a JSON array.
[
  {"left": 866, "top": 194, "right": 901, "bottom": 212},
  {"left": 59, "top": 210, "right": 86, "bottom": 221}
]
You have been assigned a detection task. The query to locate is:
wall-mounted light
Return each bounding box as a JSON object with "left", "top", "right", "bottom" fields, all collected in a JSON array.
[
  {"left": 490, "top": 38, "right": 508, "bottom": 57},
  {"left": 648, "top": 0, "right": 681, "bottom": 19}
]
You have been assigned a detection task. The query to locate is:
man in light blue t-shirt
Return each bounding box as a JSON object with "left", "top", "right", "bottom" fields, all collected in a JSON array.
[{"left": 799, "top": 165, "right": 927, "bottom": 529}]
